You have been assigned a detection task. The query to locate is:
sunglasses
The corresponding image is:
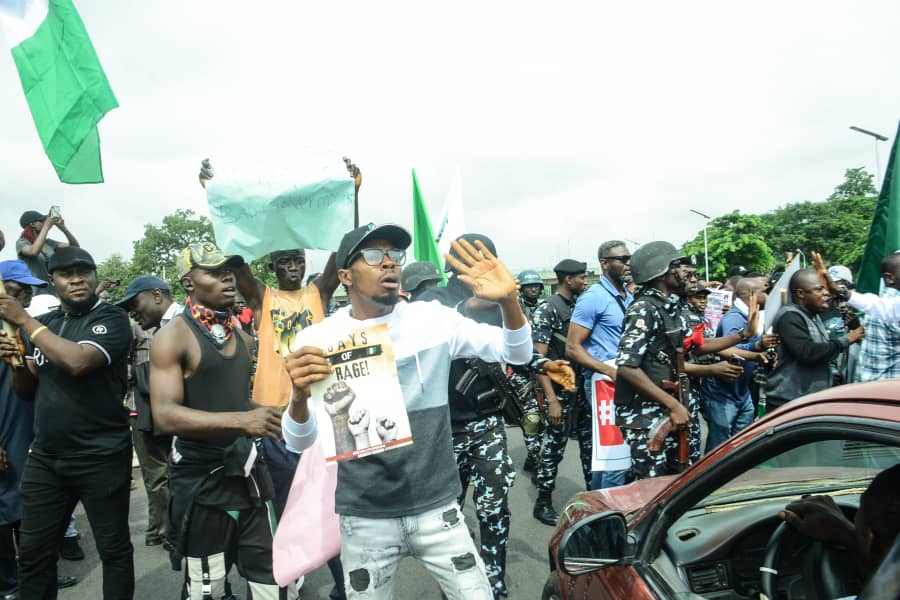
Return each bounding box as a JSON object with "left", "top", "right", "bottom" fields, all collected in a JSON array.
[
  {"left": 351, "top": 248, "right": 406, "bottom": 267},
  {"left": 603, "top": 255, "right": 631, "bottom": 263}
]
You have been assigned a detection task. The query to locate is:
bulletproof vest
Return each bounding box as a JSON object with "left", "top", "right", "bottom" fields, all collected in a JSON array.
[
  {"left": 615, "top": 293, "right": 684, "bottom": 426},
  {"left": 545, "top": 293, "right": 574, "bottom": 361}
]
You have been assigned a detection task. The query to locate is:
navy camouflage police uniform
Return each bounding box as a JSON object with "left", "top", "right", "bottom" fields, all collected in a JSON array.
[
  {"left": 514, "top": 270, "right": 543, "bottom": 469},
  {"left": 417, "top": 243, "right": 516, "bottom": 600},
  {"left": 614, "top": 287, "right": 690, "bottom": 479},
  {"left": 532, "top": 260, "right": 592, "bottom": 492},
  {"left": 681, "top": 298, "right": 711, "bottom": 463}
]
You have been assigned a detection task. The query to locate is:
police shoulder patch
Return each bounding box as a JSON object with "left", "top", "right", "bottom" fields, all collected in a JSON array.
[{"left": 92, "top": 324, "right": 107, "bottom": 335}]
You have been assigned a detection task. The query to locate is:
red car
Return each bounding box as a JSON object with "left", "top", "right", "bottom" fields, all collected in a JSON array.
[{"left": 544, "top": 381, "right": 900, "bottom": 600}]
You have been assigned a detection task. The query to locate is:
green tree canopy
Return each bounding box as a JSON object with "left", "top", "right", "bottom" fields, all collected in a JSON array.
[
  {"left": 761, "top": 168, "right": 878, "bottom": 273},
  {"left": 682, "top": 211, "right": 775, "bottom": 280}
]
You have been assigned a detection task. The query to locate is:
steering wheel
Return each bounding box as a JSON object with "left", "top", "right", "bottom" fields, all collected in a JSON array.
[{"left": 761, "top": 521, "right": 859, "bottom": 600}]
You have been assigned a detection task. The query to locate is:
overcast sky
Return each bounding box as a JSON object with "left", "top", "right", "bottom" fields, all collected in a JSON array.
[{"left": 2, "top": 0, "right": 899, "bottom": 276}]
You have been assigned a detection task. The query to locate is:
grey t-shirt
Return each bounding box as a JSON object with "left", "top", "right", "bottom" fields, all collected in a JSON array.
[{"left": 16, "top": 237, "right": 59, "bottom": 296}]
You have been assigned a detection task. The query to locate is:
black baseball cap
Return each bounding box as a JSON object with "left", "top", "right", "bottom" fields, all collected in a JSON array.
[
  {"left": 444, "top": 233, "right": 497, "bottom": 273},
  {"left": 688, "top": 286, "right": 714, "bottom": 296},
  {"left": 401, "top": 261, "right": 443, "bottom": 292},
  {"left": 336, "top": 223, "right": 411, "bottom": 269},
  {"left": 116, "top": 275, "right": 171, "bottom": 309},
  {"left": 727, "top": 265, "right": 748, "bottom": 278},
  {"left": 19, "top": 210, "right": 46, "bottom": 228},
  {"left": 47, "top": 247, "right": 96, "bottom": 273},
  {"left": 554, "top": 259, "right": 587, "bottom": 275}
]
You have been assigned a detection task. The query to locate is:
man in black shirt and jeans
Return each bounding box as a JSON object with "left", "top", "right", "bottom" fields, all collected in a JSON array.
[{"left": 0, "top": 247, "right": 134, "bottom": 599}]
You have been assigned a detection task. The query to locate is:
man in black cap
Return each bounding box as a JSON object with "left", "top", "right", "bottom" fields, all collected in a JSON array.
[
  {"left": 284, "top": 224, "right": 534, "bottom": 600},
  {"left": 0, "top": 246, "right": 135, "bottom": 599},
  {"left": 15, "top": 209, "right": 80, "bottom": 298},
  {"left": 530, "top": 259, "right": 590, "bottom": 525},
  {"left": 416, "top": 233, "right": 521, "bottom": 598},
  {"left": 116, "top": 276, "right": 183, "bottom": 548},
  {"left": 400, "top": 261, "right": 443, "bottom": 301},
  {"left": 150, "top": 242, "right": 299, "bottom": 599}
]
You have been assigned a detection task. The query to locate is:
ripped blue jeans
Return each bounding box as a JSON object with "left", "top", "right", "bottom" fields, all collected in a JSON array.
[{"left": 339, "top": 502, "right": 493, "bottom": 599}]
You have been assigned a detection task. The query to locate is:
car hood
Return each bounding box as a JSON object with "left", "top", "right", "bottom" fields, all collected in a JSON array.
[
  {"left": 558, "top": 476, "right": 677, "bottom": 529},
  {"left": 558, "top": 464, "right": 875, "bottom": 531}
]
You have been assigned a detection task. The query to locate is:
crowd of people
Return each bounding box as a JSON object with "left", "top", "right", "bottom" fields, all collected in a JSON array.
[{"left": 0, "top": 166, "right": 897, "bottom": 599}]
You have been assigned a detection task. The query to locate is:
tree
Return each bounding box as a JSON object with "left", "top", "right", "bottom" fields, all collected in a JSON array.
[
  {"left": 681, "top": 211, "right": 775, "bottom": 280},
  {"left": 129, "top": 209, "right": 215, "bottom": 299},
  {"left": 96, "top": 253, "right": 136, "bottom": 302},
  {"left": 762, "top": 168, "right": 878, "bottom": 272}
]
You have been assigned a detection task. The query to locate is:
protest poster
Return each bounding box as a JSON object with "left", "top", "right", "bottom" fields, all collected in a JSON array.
[
  {"left": 302, "top": 324, "right": 412, "bottom": 462},
  {"left": 205, "top": 155, "right": 355, "bottom": 261},
  {"left": 704, "top": 289, "right": 732, "bottom": 333}
]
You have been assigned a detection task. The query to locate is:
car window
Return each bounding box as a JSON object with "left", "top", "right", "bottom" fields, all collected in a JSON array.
[{"left": 698, "top": 439, "right": 900, "bottom": 508}]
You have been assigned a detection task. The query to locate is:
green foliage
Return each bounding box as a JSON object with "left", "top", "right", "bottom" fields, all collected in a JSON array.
[
  {"left": 682, "top": 168, "right": 879, "bottom": 277},
  {"left": 682, "top": 211, "right": 775, "bottom": 280},
  {"left": 129, "top": 209, "right": 215, "bottom": 301},
  {"left": 761, "top": 168, "right": 877, "bottom": 272},
  {"left": 96, "top": 253, "right": 136, "bottom": 303}
]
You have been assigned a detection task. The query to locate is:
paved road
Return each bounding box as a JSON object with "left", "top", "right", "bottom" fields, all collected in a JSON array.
[{"left": 58, "top": 426, "right": 584, "bottom": 599}]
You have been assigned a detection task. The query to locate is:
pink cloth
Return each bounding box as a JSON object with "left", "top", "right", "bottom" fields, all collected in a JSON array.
[{"left": 272, "top": 438, "right": 340, "bottom": 586}]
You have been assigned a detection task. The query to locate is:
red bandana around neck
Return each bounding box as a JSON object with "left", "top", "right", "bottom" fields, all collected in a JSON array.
[{"left": 186, "top": 296, "right": 235, "bottom": 347}]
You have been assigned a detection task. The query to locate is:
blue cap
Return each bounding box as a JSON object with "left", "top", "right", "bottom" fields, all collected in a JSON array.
[
  {"left": 115, "top": 275, "right": 170, "bottom": 309},
  {"left": 0, "top": 260, "right": 48, "bottom": 287}
]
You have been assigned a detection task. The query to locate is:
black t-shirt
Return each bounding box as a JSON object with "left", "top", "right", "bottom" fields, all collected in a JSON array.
[{"left": 26, "top": 301, "right": 132, "bottom": 456}]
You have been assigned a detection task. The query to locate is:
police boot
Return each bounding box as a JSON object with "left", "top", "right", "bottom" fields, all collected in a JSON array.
[{"left": 533, "top": 490, "right": 559, "bottom": 526}]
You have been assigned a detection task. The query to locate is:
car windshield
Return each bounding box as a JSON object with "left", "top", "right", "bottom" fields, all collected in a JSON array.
[{"left": 698, "top": 439, "right": 900, "bottom": 508}]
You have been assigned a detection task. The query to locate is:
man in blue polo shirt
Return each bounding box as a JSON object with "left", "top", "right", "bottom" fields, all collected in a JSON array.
[{"left": 565, "top": 240, "right": 633, "bottom": 489}]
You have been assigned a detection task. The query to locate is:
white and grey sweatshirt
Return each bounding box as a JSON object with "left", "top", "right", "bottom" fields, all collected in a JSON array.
[{"left": 282, "top": 299, "right": 532, "bottom": 518}]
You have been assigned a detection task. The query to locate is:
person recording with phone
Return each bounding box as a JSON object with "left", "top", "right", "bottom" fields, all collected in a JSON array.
[{"left": 15, "top": 208, "right": 81, "bottom": 299}]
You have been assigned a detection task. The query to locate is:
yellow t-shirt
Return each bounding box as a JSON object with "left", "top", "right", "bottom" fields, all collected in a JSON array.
[{"left": 252, "top": 283, "right": 325, "bottom": 407}]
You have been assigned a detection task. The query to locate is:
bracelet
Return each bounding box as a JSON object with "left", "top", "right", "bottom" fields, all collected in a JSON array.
[
  {"left": 29, "top": 325, "right": 48, "bottom": 341},
  {"left": 738, "top": 330, "right": 749, "bottom": 342}
]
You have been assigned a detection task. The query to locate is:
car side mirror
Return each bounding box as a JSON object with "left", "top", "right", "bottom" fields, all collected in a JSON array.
[{"left": 558, "top": 511, "right": 631, "bottom": 576}]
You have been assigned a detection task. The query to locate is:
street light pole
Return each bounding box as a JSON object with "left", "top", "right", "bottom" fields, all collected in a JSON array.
[
  {"left": 850, "top": 125, "right": 889, "bottom": 186},
  {"left": 689, "top": 209, "right": 711, "bottom": 279}
]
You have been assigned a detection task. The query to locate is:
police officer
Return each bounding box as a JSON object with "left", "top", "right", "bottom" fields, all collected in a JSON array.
[
  {"left": 515, "top": 269, "right": 544, "bottom": 473},
  {"left": 613, "top": 241, "right": 695, "bottom": 480},
  {"left": 400, "top": 260, "right": 443, "bottom": 302},
  {"left": 419, "top": 235, "right": 518, "bottom": 599},
  {"left": 531, "top": 259, "right": 590, "bottom": 526}
]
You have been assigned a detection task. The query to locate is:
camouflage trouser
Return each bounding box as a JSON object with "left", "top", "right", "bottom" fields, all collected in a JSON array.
[
  {"left": 453, "top": 415, "right": 516, "bottom": 597},
  {"left": 687, "top": 390, "right": 701, "bottom": 464},
  {"left": 622, "top": 426, "right": 680, "bottom": 480},
  {"left": 510, "top": 373, "right": 542, "bottom": 465},
  {"left": 535, "top": 389, "right": 592, "bottom": 492}
]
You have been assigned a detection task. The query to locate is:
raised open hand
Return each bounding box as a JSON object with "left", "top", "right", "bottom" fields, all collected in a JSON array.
[
  {"left": 811, "top": 251, "right": 842, "bottom": 296},
  {"left": 444, "top": 239, "right": 516, "bottom": 302},
  {"left": 743, "top": 291, "right": 760, "bottom": 338}
]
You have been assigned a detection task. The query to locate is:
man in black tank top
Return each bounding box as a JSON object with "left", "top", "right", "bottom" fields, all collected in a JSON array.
[{"left": 150, "top": 242, "right": 313, "bottom": 600}]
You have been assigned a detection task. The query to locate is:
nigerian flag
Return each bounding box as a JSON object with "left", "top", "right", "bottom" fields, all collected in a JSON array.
[
  {"left": 857, "top": 121, "right": 900, "bottom": 294},
  {"left": 412, "top": 169, "right": 445, "bottom": 280},
  {"left": 0, "top": 0, "right": 118, "bottom": 183}
]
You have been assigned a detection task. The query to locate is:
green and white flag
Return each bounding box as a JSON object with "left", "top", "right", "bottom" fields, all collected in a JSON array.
[
  {"left": 0, "top": 0, "right": 118, "bottom": 183},
  {"left": 412, "top": 169, "right": 445, "bottom": 280},
  {"left": 856, "top": 121, "right": 900, "bottom": 294}
]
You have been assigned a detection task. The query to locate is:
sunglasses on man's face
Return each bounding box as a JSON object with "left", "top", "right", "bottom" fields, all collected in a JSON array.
[
  {"left": 352, "top": 248, "right": 406, "bottom": 267},
  {"left": 604, "top": 255, "right": 631, "bottom": 263}
]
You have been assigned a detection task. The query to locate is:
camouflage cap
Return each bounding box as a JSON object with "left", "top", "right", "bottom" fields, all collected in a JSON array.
[{"left": 176, "top": 241, "right": 245, "bottom": 279}]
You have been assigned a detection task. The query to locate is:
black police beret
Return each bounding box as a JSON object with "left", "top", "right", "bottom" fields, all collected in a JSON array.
[{"left": 553, "top": 259, "right": 587, "bottom": 274}]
